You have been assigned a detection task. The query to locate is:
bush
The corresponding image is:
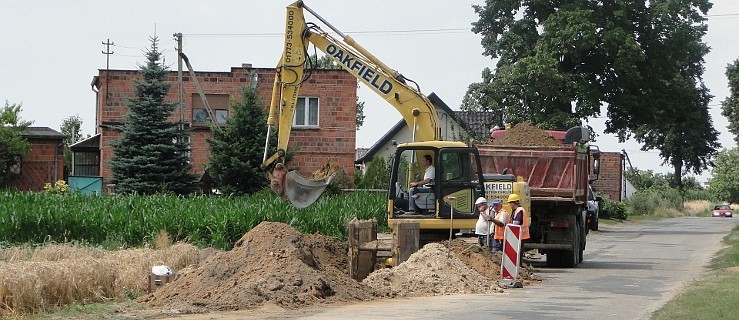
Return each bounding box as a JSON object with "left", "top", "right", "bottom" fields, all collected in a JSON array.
[
  {"left": 625, "top": 186, "right": 684, "bottom": 217},
  {"left": 600, "top": 197, "right": 628, "bottom": 220}
]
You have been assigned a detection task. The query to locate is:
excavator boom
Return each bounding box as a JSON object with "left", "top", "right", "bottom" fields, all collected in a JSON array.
[{"left": 263, "top": 0, "right": 444, "bottom": 208}]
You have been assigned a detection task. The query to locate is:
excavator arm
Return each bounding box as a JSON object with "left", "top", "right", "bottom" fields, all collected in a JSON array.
[{"left": 263, "top": 0, "right": 442, "bottom": 208}]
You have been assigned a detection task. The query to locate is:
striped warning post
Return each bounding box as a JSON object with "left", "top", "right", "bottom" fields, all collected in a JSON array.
[{"left": 500, "top": 224, "right": 522, "bottom": 280}]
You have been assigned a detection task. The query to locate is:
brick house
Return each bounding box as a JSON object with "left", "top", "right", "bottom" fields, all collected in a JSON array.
[
  {"left": 591, "top": 151, "right": 627, "bottom": 201},
  {"left": 81, "top": 65, "right": 356, "bottom": 192},
  {"left": 8, "top": 127, "right": 65, "bottom": 191}
]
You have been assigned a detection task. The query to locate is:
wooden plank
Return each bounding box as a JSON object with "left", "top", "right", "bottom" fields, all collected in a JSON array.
[
  {"left": 348, "top": 219, "right": 377, "bottom": 281},
  {"left": 392, "top": 221, "right": 419, "bottom": 267}
]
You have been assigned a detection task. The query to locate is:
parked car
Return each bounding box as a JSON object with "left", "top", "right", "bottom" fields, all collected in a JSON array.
[
  {"left": 712, "top": 204, "right": 733, "bottom": 217},
  {"left": 587, "top": 186, "right": 602, "bottom": 231}
]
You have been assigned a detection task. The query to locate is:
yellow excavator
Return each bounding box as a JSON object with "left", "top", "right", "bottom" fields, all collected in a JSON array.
[{"left": 262, "top": 1, "right": 487, "bottom": 241}]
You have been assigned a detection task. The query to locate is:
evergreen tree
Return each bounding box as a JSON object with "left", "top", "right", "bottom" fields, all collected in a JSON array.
[
  {"left": 207, "top": 87, "right": 269, "bottom": 195},
  {"left": 109, "top": 37, "right": 197, "bottom": 195}
]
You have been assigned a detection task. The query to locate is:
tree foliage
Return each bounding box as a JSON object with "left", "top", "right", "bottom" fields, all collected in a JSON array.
[
  {"left": 722, "top": 59, "right": 739, "bottom": 145},
  {"left": 357, "top": 156, "right": 390, "bottom": 189},
  {"left": 308, "top": 53, "right": 365, "bottom": 129},
  {"left": 0, "top": 101, "right": 32, "bottom": 187},
  {"left": 109, "top": 37, "right": 197, "bottom": 195},
  {"left": 207, "top": 87, "right": 270, "bottom": 196},
  {"left": 60, "top": 115, "right": 84, "bottom": 177},
  {"left": 626, "top": 168, "right": 702, "bottom": 191},
  {"left": 465, "top": 0, "right": 719, "bottom": 188},
  {"left": 708, "top": 148, "right": 739, "bottom": 204}
]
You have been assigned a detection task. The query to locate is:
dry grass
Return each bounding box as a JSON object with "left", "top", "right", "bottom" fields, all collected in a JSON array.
[
  {"left": 683, "top": 200, "right": 713, "bottom": 217},
  {"left": 0, "top": 241, "right": 199, "bottom": 318}
]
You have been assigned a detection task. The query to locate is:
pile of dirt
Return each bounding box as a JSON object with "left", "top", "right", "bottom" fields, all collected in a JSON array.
[
  {"left": 140, "top": 223, "right": 536, "bottom": 313},
  {"left": 490, "top": 122, "right": 561, "bottom": 146},
  {"left": 139, "top": 222, "right": 373, "bottom": 312},
  {"left": 362, "top": 242, "right": 500, "bottom": 297}
]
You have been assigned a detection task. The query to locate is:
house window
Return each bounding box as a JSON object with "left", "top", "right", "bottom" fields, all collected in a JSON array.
[
  {"left": 191, "top": 94, "right": 229, "bottom": 124},
  {"left": 294, "top": 97, "right": 319, "bottom": 127},
  {"left": 73, "top": 152, "right": 100, "bottom": 177},
  {"left": 193, "top": 109, "right": 229, "bottom": 124}
]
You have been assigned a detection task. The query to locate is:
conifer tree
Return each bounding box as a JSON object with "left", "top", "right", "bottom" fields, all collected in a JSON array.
[
  {"left": 207, "top": 87, "right": 269, "bottom": 195},
  {"left": 109, "top": 37, "right": 197, "bottom": 195}
]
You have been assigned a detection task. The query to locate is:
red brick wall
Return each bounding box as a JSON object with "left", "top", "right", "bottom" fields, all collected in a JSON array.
[
  {"left": 95, "top": 67, "right": 357, "bottom": 188},
  {"left": 592, "top": 151, "right": 623, "bottom": 201},
  {"left": 11, "top": 139, "right": 64, "bottom": 191}
]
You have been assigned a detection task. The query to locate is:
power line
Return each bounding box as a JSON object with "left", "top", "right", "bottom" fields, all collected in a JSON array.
[{"left": 184, "top": 27, "right": 470, "bottom": 38}]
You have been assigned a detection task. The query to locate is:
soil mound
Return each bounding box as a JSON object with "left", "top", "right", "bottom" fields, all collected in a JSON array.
[
  {"left": 490, "top": 122, "right": 561, "bottom": 146},
  {"left": 362, "top": 242, "right": 499, "bottom": 297},
  {"left": 140, "top": 222, "right": 372, "bottom": 312}
]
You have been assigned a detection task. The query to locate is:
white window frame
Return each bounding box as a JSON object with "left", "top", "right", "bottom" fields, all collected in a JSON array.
[{"left": 293, "top": 96, "right": 319, "bottom": 127}]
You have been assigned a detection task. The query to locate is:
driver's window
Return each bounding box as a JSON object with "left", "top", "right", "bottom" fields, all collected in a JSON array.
[{"left": 441, "top": 152, "right": 461, "bottom": 182}]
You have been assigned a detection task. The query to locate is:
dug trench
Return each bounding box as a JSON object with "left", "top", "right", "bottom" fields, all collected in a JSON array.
[{"left": 139, "top": 221, "right": 539, "bottom": 315}]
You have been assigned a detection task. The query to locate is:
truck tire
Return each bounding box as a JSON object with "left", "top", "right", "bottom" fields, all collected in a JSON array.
[
  {"left": 546, "top": 250, "right": 562, "bottom": 267},
  {"left": 560, "top": 223, "right": 580, "bottom": 268},
  {"left": 579, "top": 222, "right": 586, "bottom": 263},
  {"left": 590, "top": 213, "right": 599, "bottom": 231}
]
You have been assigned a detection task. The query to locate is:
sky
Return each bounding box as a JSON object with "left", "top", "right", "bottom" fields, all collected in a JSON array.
[{"left": 1, "top": 0, "right": 737, "bottom": 183}]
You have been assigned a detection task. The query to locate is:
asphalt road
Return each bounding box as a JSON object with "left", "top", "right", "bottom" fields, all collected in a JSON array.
[
  {"left": 292, "top": 217, "right": 738, "bottom": 320},
  {"left": 164, "top": 217, "right": 737, "bottom": 320}
]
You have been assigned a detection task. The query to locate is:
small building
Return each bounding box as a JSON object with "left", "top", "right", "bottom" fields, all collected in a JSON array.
[
  {"left": 8, "top": 127, "right": 65, "bottom": 191},
  {"left": 84, "top": 65, "right": 357, "bottom": 192},
  {"left": 354, "top": 93, "right": 484, "bottom": 174}
]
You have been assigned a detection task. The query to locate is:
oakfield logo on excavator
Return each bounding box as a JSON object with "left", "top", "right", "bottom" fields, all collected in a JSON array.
[{"left": 325, "top": 44, "right": 393, "bottom": 94}]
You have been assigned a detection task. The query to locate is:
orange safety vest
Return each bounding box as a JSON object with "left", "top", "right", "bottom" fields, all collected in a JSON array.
[
  {"left": 513, "top": 206, "right": 530, "bottom": 240},
  {"left": 493, "top": 209, "right": 509, "bottom": 240}
]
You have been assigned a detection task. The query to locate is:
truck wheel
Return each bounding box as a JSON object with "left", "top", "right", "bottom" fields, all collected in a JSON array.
[
  {"left": 546, "top": 250, "right": 562, "bottom": 267},
  {"left": 579, "top": 223, "right": 586, "bottom": 263},
  {"left": 591, "top": 213, "right": 599, "bottom": 231},
  {"left": 560, "top": 224, "right": 579, "bottom": 268}
]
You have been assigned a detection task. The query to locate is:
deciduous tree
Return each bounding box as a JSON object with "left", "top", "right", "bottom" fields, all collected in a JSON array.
[
  {"left": 0, "top": 101, "right": 31, "bottom": 187},
  {"left": 466, "top": 0, "right": 719, "bottom": 188},
  {"left": 60, "top": 115, "right": 84, "bottom": 177},
  {"left": 721, "top": 59, "right": 739, "bottom": 144},
  {"left": 708, "top": 148, "right": 739, "bottom": 204}
]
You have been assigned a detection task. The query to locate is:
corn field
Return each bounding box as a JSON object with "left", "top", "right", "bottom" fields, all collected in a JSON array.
[{"left": 0, "top": 190, "right": 387, "bottom": 250}]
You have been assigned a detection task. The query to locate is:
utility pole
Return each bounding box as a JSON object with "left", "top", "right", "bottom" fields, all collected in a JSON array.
[
  {"left": 174, "top": 33, "right": 184, "bottom": 125},
  {"left": 101, "top": 39, "right": 114, "bottom": 106}
]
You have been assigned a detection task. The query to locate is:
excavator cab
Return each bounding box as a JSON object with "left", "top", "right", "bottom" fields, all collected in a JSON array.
[{"left": 389, "top": 142, "right": 485, "bottom": 238}]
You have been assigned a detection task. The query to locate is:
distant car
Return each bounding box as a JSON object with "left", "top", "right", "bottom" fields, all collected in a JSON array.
[{"left": 712, "top": 204, "right": 733, "bottom": 217}]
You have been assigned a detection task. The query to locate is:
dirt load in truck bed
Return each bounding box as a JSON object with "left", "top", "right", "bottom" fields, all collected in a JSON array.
[{"left": 489, "top": 122, "right": 562, "bottom": 146}]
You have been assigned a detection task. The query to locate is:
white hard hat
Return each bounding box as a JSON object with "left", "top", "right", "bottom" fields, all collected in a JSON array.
[{"left": 475, "top": 197, "right": 487, "bottom": 205}]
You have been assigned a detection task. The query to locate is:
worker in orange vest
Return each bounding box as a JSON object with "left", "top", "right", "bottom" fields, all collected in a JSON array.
[
  {"left": 489, "top": 199, "right": 509, "bottom": 252},
  {"left": 507, "top": 193, "right": 530, "bottom": 264}
]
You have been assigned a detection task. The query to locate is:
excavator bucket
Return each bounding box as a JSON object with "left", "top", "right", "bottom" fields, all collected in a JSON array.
[{"left": 283, "top": 170, "right": 336, "bottom": 208}]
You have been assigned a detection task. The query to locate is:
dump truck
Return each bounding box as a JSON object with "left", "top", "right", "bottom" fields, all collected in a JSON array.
[{"left": 477, "top": 125, "right": 600, "bottom": 267}]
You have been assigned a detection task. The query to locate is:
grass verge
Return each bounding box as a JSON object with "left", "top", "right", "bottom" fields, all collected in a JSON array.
[{"left": 651, "top": 223, "right": 739, "bottom": 320}]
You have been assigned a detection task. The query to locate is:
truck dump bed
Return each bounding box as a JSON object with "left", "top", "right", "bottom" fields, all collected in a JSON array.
[{"left": 477, "top": 145, "right": 588, "bottom": 203}]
